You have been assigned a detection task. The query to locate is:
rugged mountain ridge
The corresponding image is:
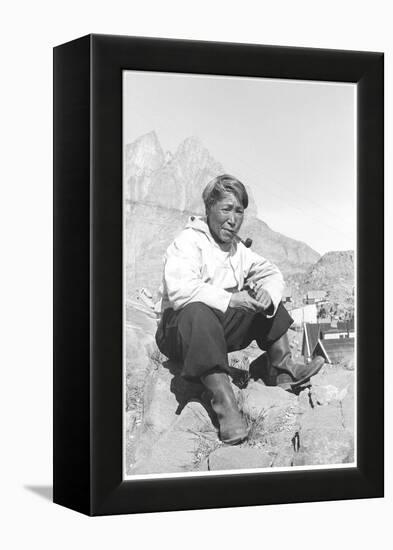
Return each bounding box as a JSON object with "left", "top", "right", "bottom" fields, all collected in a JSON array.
[
  {"left": 125, "top": 132, "right": 321, "bottom": 298},
  {"left": 305, "top": 251, "right": 354, "bottom": 289},
  {"left": 286, "top": 250, "right": 355, "bottom": 312}
]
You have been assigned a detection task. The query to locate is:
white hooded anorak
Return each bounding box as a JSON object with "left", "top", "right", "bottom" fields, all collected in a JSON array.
[{"left": 160, "top": 216, "right": 285, "bottom": 317}]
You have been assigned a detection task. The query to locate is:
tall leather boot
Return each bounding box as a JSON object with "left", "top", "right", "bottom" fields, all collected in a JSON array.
[
  {"left": 267, "top": 333, "right": 324, "bottom": 391},
  {"left": 201, "top": 370, "right": 249, "bottom": 445}
]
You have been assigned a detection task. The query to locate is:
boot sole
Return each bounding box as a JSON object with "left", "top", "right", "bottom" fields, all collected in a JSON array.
[{"left": 221, "top": 430, "right": 250, "bottom": 446}]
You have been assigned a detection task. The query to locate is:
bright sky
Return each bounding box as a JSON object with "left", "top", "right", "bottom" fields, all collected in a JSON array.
[{"left": 123, "top": 71, "right": 356, "bottom": 255}]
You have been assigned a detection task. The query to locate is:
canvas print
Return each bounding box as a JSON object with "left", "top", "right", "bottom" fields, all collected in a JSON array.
[{"left": 123, "top": 71, "right": 356, "bottom": 478}]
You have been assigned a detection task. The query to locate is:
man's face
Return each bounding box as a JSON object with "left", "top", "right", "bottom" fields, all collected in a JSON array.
[{"left": 207, "top": 192, "right": 244, "bottom": 246}]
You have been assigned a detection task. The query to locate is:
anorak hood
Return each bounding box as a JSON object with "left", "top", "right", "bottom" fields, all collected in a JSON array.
[
  {"left": 185, "top": 215, "right": 238, "bottom": 251},
  {"left": 185, "top": 215, "right": 210, "bottom": 234}
]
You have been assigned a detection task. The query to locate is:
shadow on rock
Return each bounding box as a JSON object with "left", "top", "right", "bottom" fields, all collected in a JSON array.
[
  {"left": 228, "top": 365, "right": 251, "bottom": 389},
  {"left": 249, "top": 353, "right": 271, "bottom": 385},
  {"left": 249, "top": 353, "right": 312, "bottom": 396},
  {"left": 163, "top": 359, "right": 209, "bottom": 414}
]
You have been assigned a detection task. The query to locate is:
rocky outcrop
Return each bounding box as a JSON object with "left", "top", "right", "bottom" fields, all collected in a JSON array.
[
  {"left": 241, "top": 216, "right": 321, "bottom": 275},
  {"left": 125, "top": 305, "right": 355, "bottom": 476},
  {"left": 306, "top": 251, "right": 354, "bottom": 286},
  {"left": 293, "top": 366, "right": 355, "bottom": 466},
  {"left": 208, "top": 446, "right": 272, "bottom": 471},
  {"left": 293, "top": 404, "right": 354, "bottom": 466},
  {"left": 286, "top": 250, "right": 355, "bottom": 310}
]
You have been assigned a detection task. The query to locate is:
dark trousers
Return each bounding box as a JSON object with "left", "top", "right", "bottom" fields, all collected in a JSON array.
[{"left": 155, "top": 301, "right": 293, "bottom": 380}]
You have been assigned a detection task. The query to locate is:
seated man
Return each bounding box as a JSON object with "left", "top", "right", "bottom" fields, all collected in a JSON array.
[{"left": 155, "top": 174, "right": 324, "bottom": 445}]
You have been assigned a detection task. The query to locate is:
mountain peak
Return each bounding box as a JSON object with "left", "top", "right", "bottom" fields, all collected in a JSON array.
[
  {"left": 125, "top": 131, "right": 165, "bottom": 179},
  {"left": 174, "top": 136, "right": 219, "bottom": 174},
  {"left": 134, "top": 130, "right": 161, "bottom": 149},
  {"left": 319, "top": 250, "right": 354, "bottom": 261},
  {"left": 176, "top": 135, "right": 204, "bottom": 153}
]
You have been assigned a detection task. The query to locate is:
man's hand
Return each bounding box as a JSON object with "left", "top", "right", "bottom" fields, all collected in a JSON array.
[
  {"left": 254, "top": 287, "right": 273, "bottom": 311},
  {"left": 229, "top": 290, "right": 268, "bottom": 312}
]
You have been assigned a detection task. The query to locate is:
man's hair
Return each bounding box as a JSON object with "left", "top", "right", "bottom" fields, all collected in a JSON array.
[{"left": 202, "top": 174, "right": 249, "bottom": 212}]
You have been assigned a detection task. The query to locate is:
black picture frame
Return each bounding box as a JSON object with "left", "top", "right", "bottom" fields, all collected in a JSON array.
[{"left": 53, "top": 34, "right": 384, "bottom": 516}]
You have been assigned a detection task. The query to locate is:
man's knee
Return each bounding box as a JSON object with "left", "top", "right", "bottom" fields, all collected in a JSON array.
[
  {"left": 253, "top": 302, "right": 294, "bottom": 349},
  {"left": 179, "top": 301, "right": 217, "bottom": 320},
  {"left": 178, "top": 302, "right": 223, "bottom": 330}
]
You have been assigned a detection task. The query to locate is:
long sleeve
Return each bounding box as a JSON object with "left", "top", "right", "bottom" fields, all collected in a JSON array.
[
  {"left": 244, "top": 248, "right": 285, "bottom": 318},
  {"left": 163, "top": 231, "right": 232, "bottom": 312}
]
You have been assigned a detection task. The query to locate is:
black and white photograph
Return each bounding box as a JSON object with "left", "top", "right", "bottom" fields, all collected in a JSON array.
[
  {"left": 123, "top": 71, "right": 356, "bottom": 477},
  {"left": 2, "top": 0, "right": 389, "bottom": 544}
]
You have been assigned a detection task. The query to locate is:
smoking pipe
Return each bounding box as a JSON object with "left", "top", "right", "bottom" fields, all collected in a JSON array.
[{"left": 233, "top": 234, "right": 253, "bottom": 248}]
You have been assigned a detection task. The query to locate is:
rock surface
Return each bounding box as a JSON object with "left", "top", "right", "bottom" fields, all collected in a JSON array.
[
  {"left": 208, "top": 447, "right": 272, "bottom": 471},
  {"left": 294, "top": 403, "right": 354, "bottom": 466},
  {"left": 132, "top": 430, "right": 201, "bottom": 475},
  {"left": 125, "top": 313, "right": 356, "bottom": 476}
]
